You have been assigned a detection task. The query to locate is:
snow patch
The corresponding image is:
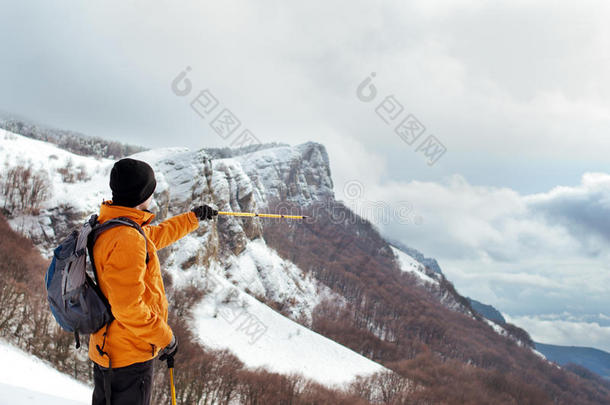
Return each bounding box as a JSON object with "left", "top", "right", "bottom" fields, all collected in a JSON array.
[
  {"left": 484, "top": 318, "right": 508, "bottom": 337},
  {"left": 532, "top": 349, "right": 547, "bottom": 360},
  {"left": 391, "top": 245, "right": 438, "bottom": 285}
]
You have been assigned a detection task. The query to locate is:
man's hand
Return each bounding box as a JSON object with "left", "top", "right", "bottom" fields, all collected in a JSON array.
[
  {"left": 192, "top": 205, "right": 218, "bottom": 220},
  {"left": 158, "top": 335, "right": 178, "bottom": 363}
]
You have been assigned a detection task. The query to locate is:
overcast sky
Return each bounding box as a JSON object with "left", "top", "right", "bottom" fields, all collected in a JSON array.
[{"left": 1, "top": 1, "right": 609, "bottom": 351}]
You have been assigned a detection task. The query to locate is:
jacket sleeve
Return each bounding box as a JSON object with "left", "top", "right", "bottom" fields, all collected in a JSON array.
[
  {"left": 144, "top": 211, "right": 199, "bottom": 250},
  {"left": 100, "top": 232, "right": 173, "bottom": 348}
]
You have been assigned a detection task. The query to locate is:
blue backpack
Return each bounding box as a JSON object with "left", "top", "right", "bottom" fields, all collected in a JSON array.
[{"left": 45, "top": 214, "right": 149, "bottom": 349}]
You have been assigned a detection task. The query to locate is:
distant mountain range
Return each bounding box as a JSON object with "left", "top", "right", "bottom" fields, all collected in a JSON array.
[
  {"left": 467, "top": 298, "right": 610, "bottom": 380},
  {"left": 534, "top": 343, "right": 610, "bottom": 380}
]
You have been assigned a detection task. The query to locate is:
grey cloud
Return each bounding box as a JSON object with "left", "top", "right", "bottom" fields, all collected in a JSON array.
[{"left": 527, "top": 173, "right": 610, "bottom": 248}]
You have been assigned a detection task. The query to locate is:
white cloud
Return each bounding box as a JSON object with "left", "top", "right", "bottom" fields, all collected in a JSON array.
[
  {"left": 374, "top": 171, "right": 610, "bottom": 259},
  {"left": 505, "top": 314, "right": 610, "bottom": 353}
]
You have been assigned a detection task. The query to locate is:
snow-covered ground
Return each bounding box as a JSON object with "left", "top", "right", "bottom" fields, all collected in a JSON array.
[{"left": 0, "top": 340, "right": 91, "bottom": 405}]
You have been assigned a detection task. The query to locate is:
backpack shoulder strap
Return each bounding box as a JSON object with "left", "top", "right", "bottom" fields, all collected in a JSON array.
[
  {"left": 104, "top": 216, "right": 150, "bottom": 264},
  {"left": 86, "top": 216, "right": 151, "bottom": 284}
]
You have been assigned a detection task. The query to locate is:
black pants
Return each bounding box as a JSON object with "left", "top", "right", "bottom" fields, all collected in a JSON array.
[{"left": 92, "top": 360, "right": 154, "bottom": 405}]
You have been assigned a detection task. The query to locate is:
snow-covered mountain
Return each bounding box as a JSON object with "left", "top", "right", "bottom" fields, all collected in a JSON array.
[
  {"left": 0, "top": 126, "right": 481, "bottom": 381},
  {"left": 3, "top": 126, "right": 609, "bottom": 403}
]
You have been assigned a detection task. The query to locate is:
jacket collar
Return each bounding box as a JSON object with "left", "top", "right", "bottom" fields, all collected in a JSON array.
[{"left": 98, "top": 200, "right": 155, "bottom": 226}]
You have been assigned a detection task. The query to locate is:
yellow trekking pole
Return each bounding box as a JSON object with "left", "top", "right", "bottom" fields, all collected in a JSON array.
[
  {"left": 167, "top": 357, "right": 176, "bottom": 405},
  {"left": 217, "top": 211, "right": 308, "bottom": 219},
  {"left": 169, "top": 369, "right": 176, "bottom": 405}
]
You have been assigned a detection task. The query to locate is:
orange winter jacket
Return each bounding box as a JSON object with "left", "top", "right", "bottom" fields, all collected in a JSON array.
[{"left": 88, "top": 201, "right": 199, "bottom": 368}]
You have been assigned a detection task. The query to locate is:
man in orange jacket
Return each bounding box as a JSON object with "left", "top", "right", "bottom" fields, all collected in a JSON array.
[{"left": 90, "top": 158, "right": 217, "bottom": 405}]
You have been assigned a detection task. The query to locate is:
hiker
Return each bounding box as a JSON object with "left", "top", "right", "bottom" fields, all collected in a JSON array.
[{"left": 89, "top": 158, "right": 217, "bottom": 405}]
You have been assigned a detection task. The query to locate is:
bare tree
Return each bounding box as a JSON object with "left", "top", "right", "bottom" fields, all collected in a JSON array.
[{"left": 1, "top": 163, "right": 50, "bottom": 214}]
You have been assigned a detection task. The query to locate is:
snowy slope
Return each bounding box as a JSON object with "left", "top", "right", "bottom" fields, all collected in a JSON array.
[
  {"left": 192, "top": 267, "right": 385, "bottom": 387},
  {"left": 221, "top": 238, "right": 326, "bottom": 322},
  {"left": 0, "top": 340, "right": 91, "bottom": 405}
]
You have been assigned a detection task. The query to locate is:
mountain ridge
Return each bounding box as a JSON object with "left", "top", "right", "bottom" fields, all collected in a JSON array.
[{"left": 535, "top": 343, "right": 610, "bottom": 380}]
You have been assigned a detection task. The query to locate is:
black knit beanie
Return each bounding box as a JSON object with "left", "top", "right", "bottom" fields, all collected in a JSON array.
[{"left": 110, "top": 158, "right": 156, "bottom": 208}]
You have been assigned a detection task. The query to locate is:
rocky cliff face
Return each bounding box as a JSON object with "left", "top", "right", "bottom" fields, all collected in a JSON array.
[{"left": 235, "top": 141, "right": 334, "bottom": 206}]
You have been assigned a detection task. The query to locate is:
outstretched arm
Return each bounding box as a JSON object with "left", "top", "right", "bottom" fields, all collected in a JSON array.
[{"left": 144, "top": 211, "right": 200, "bottom": 250}]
